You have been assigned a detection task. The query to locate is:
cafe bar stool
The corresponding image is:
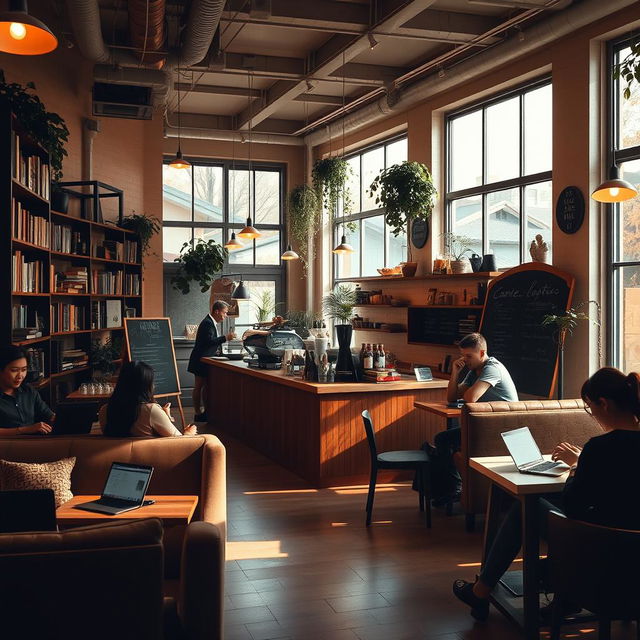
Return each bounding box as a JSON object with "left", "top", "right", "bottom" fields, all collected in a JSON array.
[{"left": 362, "top": 410, "right": 431, "bottom": 527}]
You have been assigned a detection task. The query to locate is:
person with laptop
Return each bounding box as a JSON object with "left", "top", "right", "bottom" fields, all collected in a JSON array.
[
  {"left": 99, "top": 361, "right": 198, "bottom": 437},
  {"left": 0, "top": 346, "right": 54, "bottom": 436},
  {"left": 453, "top": 367, "right": 640, "bottom": 622}
]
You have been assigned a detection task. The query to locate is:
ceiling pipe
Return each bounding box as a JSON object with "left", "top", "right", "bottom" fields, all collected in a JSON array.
[
  {"left": 305, "top": 0, "right": 634, "bottom": 148},
  {"left": 128, "top": 0, "right": 166, "bottom": 67},
  {"left": 164, "top": 126, "right": 305, "bottom": 146}
]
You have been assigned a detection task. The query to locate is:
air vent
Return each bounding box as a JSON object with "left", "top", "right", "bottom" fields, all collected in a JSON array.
[{"left": 92, "top": 82, "right": 153, "bottom": 120}]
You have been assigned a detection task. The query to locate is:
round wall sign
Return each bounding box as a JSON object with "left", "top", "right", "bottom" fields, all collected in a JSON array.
[
  {"left": 411, "top": 218, "right": 429, "bottom": 249},
  {"left": 555, "top": 186, "right": 585, "bottom": 234}
]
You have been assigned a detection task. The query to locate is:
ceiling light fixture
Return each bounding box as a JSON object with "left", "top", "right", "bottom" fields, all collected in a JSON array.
[
  {"left": 367, "top": 32, "right": 379, "bottom": 50},
  {"left": 224, "top": 232, "right": 243, "bottom": 250},
  {"left": 169, "top": 64, "right": 190, "bottom": 170},
  {"left": 332, "top": 234, "right": 354, "bottom": 254},
  {"left": 591, "top": 165, "right": 638, "bottom": 203},
  {"left": 0, "top": 0, "right": 57, "bottom": 55},
  {"left": 281, "top": 244, "right": 299, "bottom": 260}
]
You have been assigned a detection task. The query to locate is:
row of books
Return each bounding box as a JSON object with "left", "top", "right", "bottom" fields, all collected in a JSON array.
[
  {"left": 51, "top": 343, "right": 88, "bottom": 373},
  {"left": 12, "top": 199, "right": 49, "bottom": 247},
  {"left": 363, "top": 368, "right": 402, "bottom": 383},
  {"left": 12, "top": 304, "right": 43, "bottom": 331},
  {"left": 124, "top": 239, "right": 140, "bottom": 263},
  {"left": 51, "top": 267, "right": 88, "bottom": 294},
  {"left": 51, "top": 302, "right": 87, "bottom": 333},
  {"left": 94, "top": 239, "right": 124, "bottom": 261},
  {"left": 12, "top": 252, "right": 45, "bottom": 293},
  {"left": 52, "top": 224, "right": 88, "bottom": 255},
  {"left": 25, "top": 347, "right": 46, "bottom": 380},
  {"left": 124, "top": 273, "right": 141, "bottom": 296},
  {"left": 91, "top": 299, "right": 122, "bottom": 330},
  {"left": 12, "top": 131, "right": 51, "bottom": 200},
  {"left": 92, "top": 270, "right": 122, "bottom": 295}
]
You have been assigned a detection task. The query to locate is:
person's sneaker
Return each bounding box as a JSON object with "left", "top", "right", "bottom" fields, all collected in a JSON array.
[
  {"left": 193, "top": 412, "right": 208, "bottom": 422},
  {"left": 452, "top": 579, "right": 490, "bottom": 622},
  {"left": 432, "top": 491, "right": 461, "bottom": 508},
  {"left": 539, "top": 599, "right": 582, "bottom": 624}
]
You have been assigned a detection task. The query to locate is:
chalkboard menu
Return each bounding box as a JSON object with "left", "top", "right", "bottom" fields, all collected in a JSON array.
[
  {"left": 555, "top": 186, "right": 585, "bottom": 234},
  {"left": 479, "top": 264, "right": 574, "bottom": 398},
  {"left": 408, "top": 307, "right": 483, "bottom": 346},
  {"left": 124, "top": 318, "right": 180, "bottom": 397}
]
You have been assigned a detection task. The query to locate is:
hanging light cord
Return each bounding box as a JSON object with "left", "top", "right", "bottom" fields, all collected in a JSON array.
[{"left": 248, "top": 70, "right": 253, "bottom": 219}]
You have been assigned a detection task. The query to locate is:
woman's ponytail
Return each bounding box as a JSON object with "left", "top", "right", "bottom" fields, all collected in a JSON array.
[{"left": 626, "top": 372, "right": 640, "bottom": 420}]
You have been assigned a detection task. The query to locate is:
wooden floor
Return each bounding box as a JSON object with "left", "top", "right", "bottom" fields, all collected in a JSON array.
[{"left": 193, "top": 415, "right": 634, "bottom": 640}]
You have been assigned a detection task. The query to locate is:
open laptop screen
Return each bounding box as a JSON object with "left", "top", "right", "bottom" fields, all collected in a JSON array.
[
  {"left": 102, "top": 463, "right": 152, "bottom": 503},
  {"left": 502, "top": 427, "right": 543, "bottom": 467}
]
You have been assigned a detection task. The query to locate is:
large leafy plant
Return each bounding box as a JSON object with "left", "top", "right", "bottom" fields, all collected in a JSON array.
[
  {"left": 288, "top": 184, "right": 320, "bottom": 275},
  {"left": 368, "top": 161, "right": 438, "bottom": 237},
  {"left": 171, "top": 238, "right": 228, "bottom": 294},
  {"left": 323, "top": 284, "right": 357, "bottom": 325},
  {"left": 0, "top": 71, "right": 69, "bottom": 182}
]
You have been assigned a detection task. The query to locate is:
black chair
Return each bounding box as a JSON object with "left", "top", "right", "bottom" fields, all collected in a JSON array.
[
  {"left": 361, "top": 410, "right": 431, "bottom": 527},
  {"left": 548, "top": 511, "right": 640, "bottom": 640}
]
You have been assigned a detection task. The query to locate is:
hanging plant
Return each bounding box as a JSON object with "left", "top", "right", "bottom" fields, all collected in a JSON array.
[
  {"left": 368, "top": 161, "right": 438, "bottom": 237},
  {"left": 288, "top": 184, "right": 320, "bottom": 275},
  {"left": 613, "top": 40, "right": 640, "bottom": 99},
  {"left": 0, "top": 70, "right": 69, "bottom": 183},
  {"left": 118, "top": 212, "right": 161, "bottom": 261},
  {"left": 171, "top": 238, "right": 228, "bottom": 294},
  {"left": 312, "top": 156, "right": 353, "bottom": 218}
]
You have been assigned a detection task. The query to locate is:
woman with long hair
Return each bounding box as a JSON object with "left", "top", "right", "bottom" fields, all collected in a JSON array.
[
  {"left": 453, "top": 367, "right": 640, "bottom": 621},
  {"left": 99, "top": 361, "right": 197, "bottom": 437}
]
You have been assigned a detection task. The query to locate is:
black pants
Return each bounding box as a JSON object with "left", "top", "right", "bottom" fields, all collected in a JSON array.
[{"left": 413, "top": 421, "right": 461, "bottom": 499}]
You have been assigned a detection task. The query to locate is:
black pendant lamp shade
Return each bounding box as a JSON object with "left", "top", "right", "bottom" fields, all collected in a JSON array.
[
  {"left": 231, "top": 280, "right": 250, "bottom": 300},
  {"left": 0, "top": 0, "right": 57, "bottom": 55}
]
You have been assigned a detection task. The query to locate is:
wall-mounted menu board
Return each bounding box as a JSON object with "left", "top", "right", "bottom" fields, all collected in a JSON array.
[
  {"left": 124, "top": 318, "right": 180, "bottom": 397},
  {"left": 479, "top": 264, "right": 574, "bottom": 398},
  {"left": 408, "top": 307, "right": 483, "bottom": 346}
]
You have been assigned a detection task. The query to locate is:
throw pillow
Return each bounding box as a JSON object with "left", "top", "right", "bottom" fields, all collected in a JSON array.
[{"left": 0, "top": 458, "right": 76, "bottom": 507}]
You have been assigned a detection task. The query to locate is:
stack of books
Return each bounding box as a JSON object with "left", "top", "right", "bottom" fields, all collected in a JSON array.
[
  {"left": 51, "top": 342, "right": 89, "bottom": 373},
  {"left": 13, "top": 327, "right": 43, "bottom": 341},
  {"left": 363, "top": 368, "right": 402, "bottom": 383},
  {"left": 51, "top": 267, "right": 88, "bottom": 294}
]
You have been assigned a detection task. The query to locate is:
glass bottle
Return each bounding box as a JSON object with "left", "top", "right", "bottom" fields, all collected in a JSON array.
[
  {"left": 372, "top": 344, "right": 380, "bottom": 369},
  {"left": 363, "top": 343, "right": 373, "bottom": 370},
  {"left": 377, "top": 344, "right": 386, "bottom": 369},
  {"left": 359, "top": 343, "right": 366, "bottom": 367}
]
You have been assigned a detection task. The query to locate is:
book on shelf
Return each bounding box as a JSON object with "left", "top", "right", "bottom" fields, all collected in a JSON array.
[
  {"left": 24, "top": 347, "right": 46, "bottom": 381},
  {"left": 94, "top": 238, "right": 124, "bottom": 261},
  {"left": 363, "top": 369, "right": 401, "bottom": 382},
  {"left": 91, "top": 269, "right": 122, "bottom": 295},
  {"left": 51, "top": 223, "right": 87, "bottom": 255},
  {"left": 12, "top": 199, "right": 50, "bottom": 248},
  {"left": 50, "top": 302, "right": 87, "bottom": 333},
  {"left": 125, "top": 239, "right": 139, "bottom": 263},
  {"left": 51, "top": 341, "right": 88, "bottom": 373},
  {"left": 12, "top": 131, "right": 50, "bottom": 200},
  {"left": 124, "top": 273, "right": 140, "bottom": 295},
  {"left": 12, "top": 251, "right": 44, "bottom": 293},
  {"left": 13, "top": 327, "right": 43, "bottom": 340},
  {"left": 105, "top": 299, "right": 122, "bottom": 328},
  {"left": 51, "top": 266, "right": 88, "bottom": 294}
]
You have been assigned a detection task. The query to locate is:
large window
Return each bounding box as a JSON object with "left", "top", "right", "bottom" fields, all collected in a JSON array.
[
  {"left": 334, "top": 136, "right": 408, "bottom": 279},
  {"left": 609, "top": 38, "right": 640, "bottom": 371},
  {"left": 446, "top": 80, "right": 552, "bottom": 269},
  {"left": 162, "top": 160, "right": 285, "bottom": 334}
]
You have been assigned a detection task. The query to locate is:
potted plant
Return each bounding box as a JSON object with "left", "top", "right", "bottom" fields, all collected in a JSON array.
[
  {"left": 171, "top": 238, "right": 228, "bottom": 295},
  {"left": 323, "top": 284, "right": 357, "bottom": 382},
  {"left": 118, "top": 212, "right": 161, "bottom": 262},
  {"left": 442, "top": 232, "right": 473, "bottom": 274},
  {"left": 90, "top": 336, "right": 122, "bottom": 381},
  {"left": 312, "top": 157, "right": 353, "bottom": 218},
  {"left": 288, "top": 184, "right": 320, "bottom": 275},
  {"left": 285, "top": 310, "right": 322, "bottom": 339},
  {"left": 253, "top": 290, "right": 282, "bottom": 323},
  {"left": 0, "top": 71, "right": 70, "bottom": 210}
]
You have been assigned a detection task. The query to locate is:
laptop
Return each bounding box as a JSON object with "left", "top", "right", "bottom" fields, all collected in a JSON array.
[
  {"left": 74, "top": 462, "right": 154, "bottom": 515},
  {"left": 501, "top": 426, "right": 571, "bottom": 476},
  {"left": 0, "top": 489, "right": 58, "bottom": 533},
  {"left": 52, "top": 401, "right": 100, "bottom": 435}
]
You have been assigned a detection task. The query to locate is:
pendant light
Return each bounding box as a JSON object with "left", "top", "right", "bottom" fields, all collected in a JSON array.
[
  {"left": 281, "top": 244, "right": 299, "bottom": 260},
  {"left": 0, "top": 0, "right": 57, "bottom": 55},
  {"left": 169, "top": 65, "right": 190, "bottom": 170},
  {"left": 224, "top": 232, "right": 243, "bottom": 250},
  {"left": 333, "top": 233, "right": 354, "bottom": 254},
  {"left": 591, "top": 165, "right": 638, "bottom": 203},
  {"left": 231, "top": 279, "right": 250, "bottom": 300},
  {"left": 238, "top": 71, "right": 261, "bottom": 239}
]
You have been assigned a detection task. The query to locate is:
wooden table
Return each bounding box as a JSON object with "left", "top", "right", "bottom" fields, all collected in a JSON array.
[
  {"left": 469, "top": 456, "right": 568, "bottom": 640},
  {"left": 413, "top": 401, "right": 461, "bottom": 429},
  {"left": 66, "top": 390, "right": 111, "bottom": 400},
  {"left": 56, "top": 495, "right": 198, "bottom": 526}
]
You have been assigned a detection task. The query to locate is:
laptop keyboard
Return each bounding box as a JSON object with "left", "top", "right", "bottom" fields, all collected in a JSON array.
[{"left": 526, "top": 460, "right": 559, "bottom": 472}]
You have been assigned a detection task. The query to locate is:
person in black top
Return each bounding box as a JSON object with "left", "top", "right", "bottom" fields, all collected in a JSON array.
[
  {"left": 453, "top": 366, "right": 640, "bottom": 621},
  {"left": 187, "top": 300, "right": 236, "bottom": 421},
  {"left": 0, "top": 346, "right": 54, "bottom": 436}
]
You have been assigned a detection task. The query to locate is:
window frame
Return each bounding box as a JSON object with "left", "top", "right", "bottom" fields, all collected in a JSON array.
[{"left": 445, "top": 76, "right": 553, "bottom": 267}]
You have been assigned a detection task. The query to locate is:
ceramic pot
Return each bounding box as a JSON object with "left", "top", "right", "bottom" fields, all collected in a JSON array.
[
  {"left": 450, "top": 258, "right": 471, "bottom": 274},
  {"left": 400, "top": 262, "right": 418, "bottom": 277},
  {"left": 479, "top": 254, "right": 496, "bottom": 272},
  {"left": 51, "top": 188, "right": 69, "bottom": 213},
  {"left": 469, "top": 254, "right": 482, "bottom": 272}
]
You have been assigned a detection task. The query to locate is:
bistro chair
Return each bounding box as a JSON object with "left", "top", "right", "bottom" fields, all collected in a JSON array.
[
  {"left": 361, "top": 410, "right": 431, "bottom": 527},
  {"left": 548, "top": 511, "right": 640, "bottom": 640}
]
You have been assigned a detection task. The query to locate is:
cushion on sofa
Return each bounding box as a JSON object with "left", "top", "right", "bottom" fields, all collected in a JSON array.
[{"left": 0, "top": 457, "right": 75, "bottom": 507}]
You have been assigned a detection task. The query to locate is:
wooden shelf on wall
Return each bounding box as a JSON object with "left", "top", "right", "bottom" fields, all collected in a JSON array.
[{"left": 338, "top": 272, "right": 501, "bottom": 283}]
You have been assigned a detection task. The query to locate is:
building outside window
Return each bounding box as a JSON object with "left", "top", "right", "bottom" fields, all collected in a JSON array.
[
  {"left": 446, "top": 79, "right": 552, "bottom": 269},
  {"left": 608, "top": 37, "right": 640, "bottom": 371},
  {"left": 162, "top": 161, "right": 285, "bottom": 336},
  {"left": 333, "top": 136, "right": 408, "bottom": 280}
]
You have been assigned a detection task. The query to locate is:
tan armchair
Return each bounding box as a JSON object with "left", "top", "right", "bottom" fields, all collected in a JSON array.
[{"left": 0, "top": 518, "right": 223, "bottom": 640}]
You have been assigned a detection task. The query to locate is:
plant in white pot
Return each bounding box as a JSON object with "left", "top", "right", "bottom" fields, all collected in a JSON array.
[{"left": 442, "top": 232, "right": 473, "bottom": 274}]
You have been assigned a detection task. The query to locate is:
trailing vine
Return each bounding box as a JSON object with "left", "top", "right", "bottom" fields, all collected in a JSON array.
[
  {"left": 312, "top": 156, "right": 353, "bottom": 220},
  {"left": 288, "top": 184, "right": 320, "bottom": 276}
]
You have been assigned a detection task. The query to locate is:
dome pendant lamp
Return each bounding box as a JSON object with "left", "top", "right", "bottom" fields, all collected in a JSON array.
[
  {"left": 0, "top": 0, "right": 57, "bottom": 55},
  {"left": 332, "top": 234, "right": 354, "bottom": 254},
  {"left": 224, "top": 232, "right": 243, "bottom": 250},
  {"left": 281, "top": 243, "right": 299, "bottom": 260},
  {"left": 169, "top": 64, "right": 190, "bottom": 170},
  {"left": 592, "top": 165, "right": 638, "bottom": 203},
  {"left": 238, "top": 217, "right": 260, "bottom": 239}
]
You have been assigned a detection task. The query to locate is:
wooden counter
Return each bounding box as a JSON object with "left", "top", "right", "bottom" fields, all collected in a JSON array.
[{"left": 203, "top": 357, "right": 448, "bottom": 486}]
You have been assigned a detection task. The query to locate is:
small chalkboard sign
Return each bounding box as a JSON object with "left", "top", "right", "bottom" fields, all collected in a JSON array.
[
  {"left": 414, "top": 366, "right": 433, "bottom": 381},
  {"left": 556, "top": 186, "right": 585, "bottom": 234},
  {"left": 411, "top": 218, "right": 429, "bottom": 249}
]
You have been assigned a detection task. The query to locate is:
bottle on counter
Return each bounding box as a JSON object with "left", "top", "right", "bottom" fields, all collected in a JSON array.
[
  {"left": 363, "top": 343, "right": 373, "bottom": 370},
  {"left": 359, "top": 343, "right": 366, "bottom": 367},
  {"left": 372, "top": 344, "right": 379, "bottom": 368},
  {"left": 377, "top": 344, "right": 386, "bottom": 369}
]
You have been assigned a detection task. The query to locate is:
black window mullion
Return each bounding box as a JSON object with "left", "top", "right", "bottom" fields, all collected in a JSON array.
[{"left": 519, "top": 94, "right": 525, "bottom": 264}]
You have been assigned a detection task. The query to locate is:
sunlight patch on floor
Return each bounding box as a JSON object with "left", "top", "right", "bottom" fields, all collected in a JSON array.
[
  {"left": 226, "top": 540, "right": 289, "bottom": 561},
  {"left": 333, "top": 487, "right": 398, "bottom": 495},
  {"left": 331, "top": 522, "right": 350, "bottom": 527},
  {"left": 243, "top": 489, "right": 319, "bottom": 495}
]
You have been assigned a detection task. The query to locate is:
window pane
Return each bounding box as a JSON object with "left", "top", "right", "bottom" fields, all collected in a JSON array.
[
  {"left": 385, "top": 138, "right": 408, "bottom": 168},
  {"left": 613, "top": 266, "right": 640, "bottom": 372},
  {"left": 193, "top": 165, "right": 223, "bottom": 222},
  {"left": 619, "top": 159, "right": 640, "bottom": 262},
  {"left": 450, "top": 111, "right": 482, "bottom": 191},
  {"left": 343, "top": 155, "right": 360, "bottom": 215},
  {"left": 487, "top": 188, "right": 520, "bottom": 268},
  {"left": 229, "top": 169, "right": 250, "bottom": 224},
  {"left": 524, "top": 85, "right": 552, "bottom": 174},
  {"left": 163, "top": 164, "right": 192, "bottom": 222},
  {"left": 193, "top": 227, "right": 223, "bottom": 247},
  {"left": 525, "top": 181, "right": 552, "bottom": 263},
  {"left": 229, "top": 230, "right": 253, "bottom": 265},
  {"left": 335, "top": 222, "right": 360, "bottom": 279},
  {"left": 388, "top": 225, "right": 406, "bottom": 267},
  {"left": 362, "top": 216, "right": 384, "bottom": 276},
  {"left": 254, "top": 171, "right": 280, "bottom": 224},
  {"left": 617, "top": 47, "right": 640, "bottom": 150},
  {"left": 451, "top": 196, "right": 482, "bottom": 256},
  {"left": 255, "top": 229, "right": 280, "bottom": 265},
  {"left": 361, "top": 147, "right": 385, "bottom": 211},
  {"left": 486, "top": 97, "right": 520, "bottom": 183},
  {"left": 163, "top": 227, "right": 191, "bottom": 263},
  {"left": 235, "top": 281, "right": 277, "bottom": 329}
]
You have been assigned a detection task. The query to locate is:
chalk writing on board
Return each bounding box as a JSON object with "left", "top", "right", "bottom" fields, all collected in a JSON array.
[{"left": 555, "top": 186, "right": 585, "bottom": 235}]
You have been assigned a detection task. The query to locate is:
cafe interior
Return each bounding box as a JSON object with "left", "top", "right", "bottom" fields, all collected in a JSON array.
[{"left": 1, "top": 0, "right": 640, "bottom": 639}]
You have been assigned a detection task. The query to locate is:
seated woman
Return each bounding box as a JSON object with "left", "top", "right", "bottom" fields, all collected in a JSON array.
[
  {"left": 453, "top": 367, "right": 640, "bottom": 621},
  {"left": 99, "top": 361, "right": 197, "bottom": 437},
  {"left": 0, "top": 345, "right": 54, "bottom": 436}
]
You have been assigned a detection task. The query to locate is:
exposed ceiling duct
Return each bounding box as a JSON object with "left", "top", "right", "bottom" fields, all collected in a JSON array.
[
  {"left": 305, "top": 0, "right": 634, "bottom": 148},
  {"left": 164, "top": 126, "right": 305, "bottom": 146},
  {"left": 128, "top": 0, "right": 166, "bottom": 68}
]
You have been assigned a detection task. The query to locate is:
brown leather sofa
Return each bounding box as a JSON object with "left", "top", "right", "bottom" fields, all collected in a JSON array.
[
  {"left": 456, "top": 400, "right": 602, "bottom": 530},
  {"left": 0, "top": 517, "right": 223, "bottom": 639}
]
